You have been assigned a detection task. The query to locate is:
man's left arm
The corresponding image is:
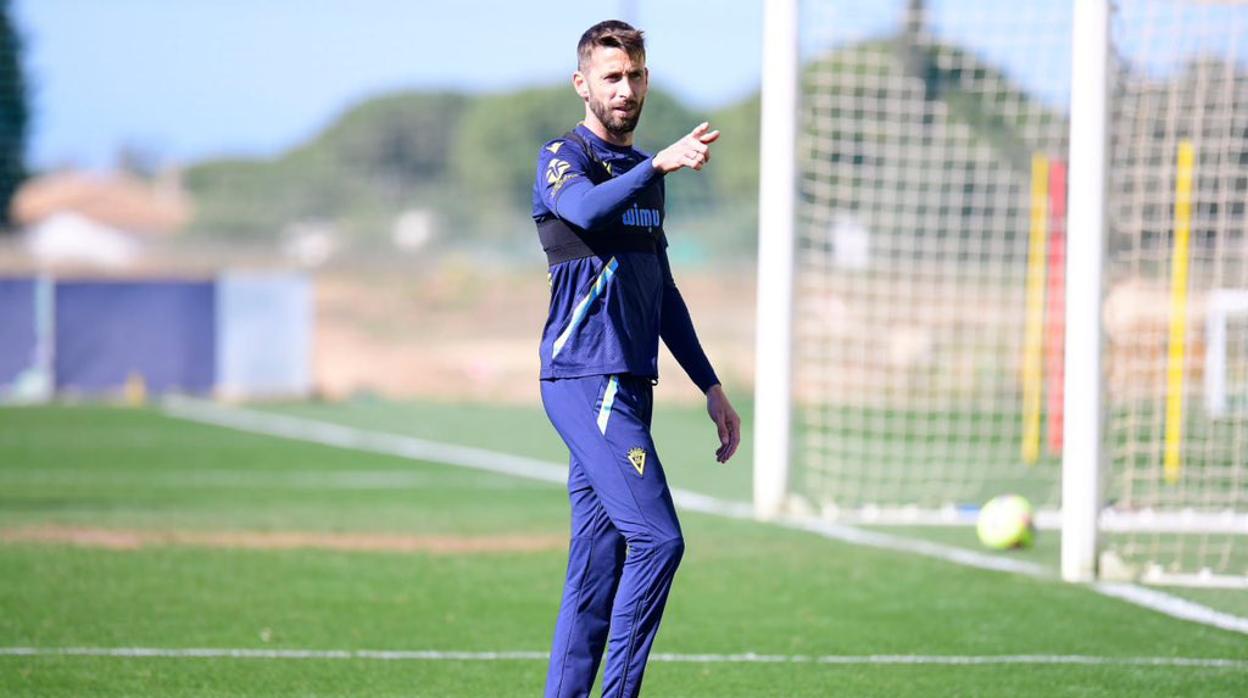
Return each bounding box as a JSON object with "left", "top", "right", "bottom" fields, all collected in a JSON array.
[{"left": 657, "top": 238, "right": 742, "bottom": 463}]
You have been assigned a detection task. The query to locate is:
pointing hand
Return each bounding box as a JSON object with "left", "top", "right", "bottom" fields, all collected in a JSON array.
[{"left": 652, "top": 122, "right": 721, "bottom": 174}]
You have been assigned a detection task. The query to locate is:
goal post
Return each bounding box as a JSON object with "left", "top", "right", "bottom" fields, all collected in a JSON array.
[
  {"left": 753, "top": 0, "right": 1248, "bottom": 587},
  {"left": 1061, "top": 0, "right": 1110, "bottom": 583},
  {"left": 753, "top": 0, "right": 799, "bottom": 520}
]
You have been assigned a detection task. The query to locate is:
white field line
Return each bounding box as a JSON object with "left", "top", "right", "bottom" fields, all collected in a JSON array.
[
  {"left": 161, "top": 397, "right": 568, "bottom": 486},
  {"left": 3, "top": 646, "right": 1247, "bottom": 668},
  {"left": 160, "top": 398, "right": 1248, "bottom": 637},
  {"left": 1094, "top": 583, "right": 1248, "bottom": 635}
]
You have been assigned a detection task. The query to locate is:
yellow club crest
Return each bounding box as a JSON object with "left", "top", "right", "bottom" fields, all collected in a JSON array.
[{"left": 627, "top": 447, "right": 647, "bottom": 476}]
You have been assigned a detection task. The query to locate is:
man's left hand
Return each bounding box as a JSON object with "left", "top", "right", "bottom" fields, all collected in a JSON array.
[{"left": 706, "top": 384, "right": 741, "bottom": 464}]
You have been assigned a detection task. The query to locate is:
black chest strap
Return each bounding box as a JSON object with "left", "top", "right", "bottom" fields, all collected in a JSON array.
[{"left": 536, "top": 129, "right": 661, "bottom": 266}]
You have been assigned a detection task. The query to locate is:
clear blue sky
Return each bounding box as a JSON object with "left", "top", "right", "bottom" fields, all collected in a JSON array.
[{"left": 13, "top": 1, "right": 1237, "bottom": 171}]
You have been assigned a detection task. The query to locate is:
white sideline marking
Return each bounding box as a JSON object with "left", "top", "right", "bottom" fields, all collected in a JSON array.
[
  {"left": 4, "top": 646, "right": 1246, "bottom": 668},
  {"left": 776, "top": 515, "right": 1052, "bottom": 578},
  {"left": 160, "top": 398, "right": 1248, "bottom": 637},
  {"left": 1094, "top": 583, "right": 1248, "bottom": 636},
  {"left": 161, "top": 397, "right": 568, "bottom": 486}
]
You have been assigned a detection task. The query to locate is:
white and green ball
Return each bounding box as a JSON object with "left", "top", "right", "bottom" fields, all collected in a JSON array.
[{"left": 976, "top": 494, "right": 1035, "bottom": 549}]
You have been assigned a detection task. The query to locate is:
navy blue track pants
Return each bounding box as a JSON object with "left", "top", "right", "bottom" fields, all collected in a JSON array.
[{"left": 540, "top": 374, "right": 684, "bottom": 698}]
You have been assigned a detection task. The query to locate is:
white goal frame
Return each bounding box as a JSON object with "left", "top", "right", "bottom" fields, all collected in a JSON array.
[{"left": 751, "top": 0, "right": 1246, "bottom": 586}]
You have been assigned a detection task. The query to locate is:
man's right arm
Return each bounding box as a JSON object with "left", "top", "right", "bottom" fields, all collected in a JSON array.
[
  {"left": 537, "top": 119, "right": 719, "bottom": 231},
  {"left": 537, "top": 142, "right": 662, "bottom": 230},
  {"left": 554, "top": 161, "right": 662, "bottom": 230}
]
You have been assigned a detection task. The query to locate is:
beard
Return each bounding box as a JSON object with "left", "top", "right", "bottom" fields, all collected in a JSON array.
[{"left": 588, "top": 91, "right": 645, "bottom": 137}]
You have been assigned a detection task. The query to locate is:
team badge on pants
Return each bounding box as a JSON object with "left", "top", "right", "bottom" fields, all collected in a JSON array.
[{"left": 627, "top": 446, "right": 646, "bottom": 476}]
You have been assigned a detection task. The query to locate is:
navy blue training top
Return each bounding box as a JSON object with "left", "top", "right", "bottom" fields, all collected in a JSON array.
[{"left": 531, "top": 124, "right": 719, "bottom": 393}]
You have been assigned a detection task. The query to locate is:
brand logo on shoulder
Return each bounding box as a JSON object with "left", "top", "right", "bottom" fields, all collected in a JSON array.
[
  {"left": 546, "top": 142, "right": 564, "bottom": 154},
  {"left": 546, "top": 158, "right": 570, "bottom": 184},
  {"left": 546, "top": 158, "right": 578, "bottom": 193},
  {"left": 627, "top": 447, "right": 647, "bottom": 477}
]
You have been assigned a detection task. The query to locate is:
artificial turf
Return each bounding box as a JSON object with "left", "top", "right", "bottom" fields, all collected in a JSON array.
[{"left": 1, "top": 405, "right": 1245, "bottom": 696}]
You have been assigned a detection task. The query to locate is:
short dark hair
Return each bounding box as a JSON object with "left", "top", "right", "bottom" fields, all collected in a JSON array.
[{"left": 577, "top": 20, "right": 646, "bottom": 71}]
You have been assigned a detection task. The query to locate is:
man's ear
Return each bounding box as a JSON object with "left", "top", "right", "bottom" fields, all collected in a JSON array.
[{"left": 572, "top": 71, "right": 590, "bottom": 101}]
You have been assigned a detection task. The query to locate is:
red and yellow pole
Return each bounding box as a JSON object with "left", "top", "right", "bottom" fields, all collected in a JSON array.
[{"left": 1045, "top": 160, "right": 1068, "bottom": 456}]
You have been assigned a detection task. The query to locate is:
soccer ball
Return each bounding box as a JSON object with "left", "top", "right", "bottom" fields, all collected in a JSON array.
[{"left": 976, "top": 494, "right": 1035, "bottom": 549}]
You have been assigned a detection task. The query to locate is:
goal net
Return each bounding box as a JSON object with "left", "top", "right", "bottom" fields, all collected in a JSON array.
[{"left": 763, "top": 0, "right": 1248, "bottom": 586}]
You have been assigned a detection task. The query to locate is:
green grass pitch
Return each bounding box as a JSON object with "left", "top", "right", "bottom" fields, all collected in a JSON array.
[{"left": 1, "top": 404, "right": 1246, "bottom": 697}]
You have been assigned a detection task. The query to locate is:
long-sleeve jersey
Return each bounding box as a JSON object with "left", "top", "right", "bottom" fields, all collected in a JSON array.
[{"left": 531, "top": 124, "right": 719, "bottom": 393}]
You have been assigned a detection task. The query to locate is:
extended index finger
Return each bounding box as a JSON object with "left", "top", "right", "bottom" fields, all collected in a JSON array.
[{"left": 690, "top": 121, "right": 710, "bottom": 139}]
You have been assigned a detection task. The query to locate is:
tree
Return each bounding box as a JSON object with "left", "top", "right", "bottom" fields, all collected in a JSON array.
[{"left": 0, "top": 0, "right": 27, "bottom": 230}]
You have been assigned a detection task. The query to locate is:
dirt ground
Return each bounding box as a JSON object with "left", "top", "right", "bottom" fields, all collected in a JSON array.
[{"left": 312, "top": 262, "right": 758, "bottom": 405}]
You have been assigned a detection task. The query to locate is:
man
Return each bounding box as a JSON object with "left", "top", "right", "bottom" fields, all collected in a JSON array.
[{"left": 531, "top": 19, "right": 742, "bottom": 698}]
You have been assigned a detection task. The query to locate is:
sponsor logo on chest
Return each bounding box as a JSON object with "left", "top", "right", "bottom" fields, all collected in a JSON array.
[{"left": 621, "top": 204, "right": 661, "bottom": 229}]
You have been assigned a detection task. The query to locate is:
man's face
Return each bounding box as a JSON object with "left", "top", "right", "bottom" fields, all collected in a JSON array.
[{"left": 576, "top": 46, "right": 648, "bottom": 137}]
